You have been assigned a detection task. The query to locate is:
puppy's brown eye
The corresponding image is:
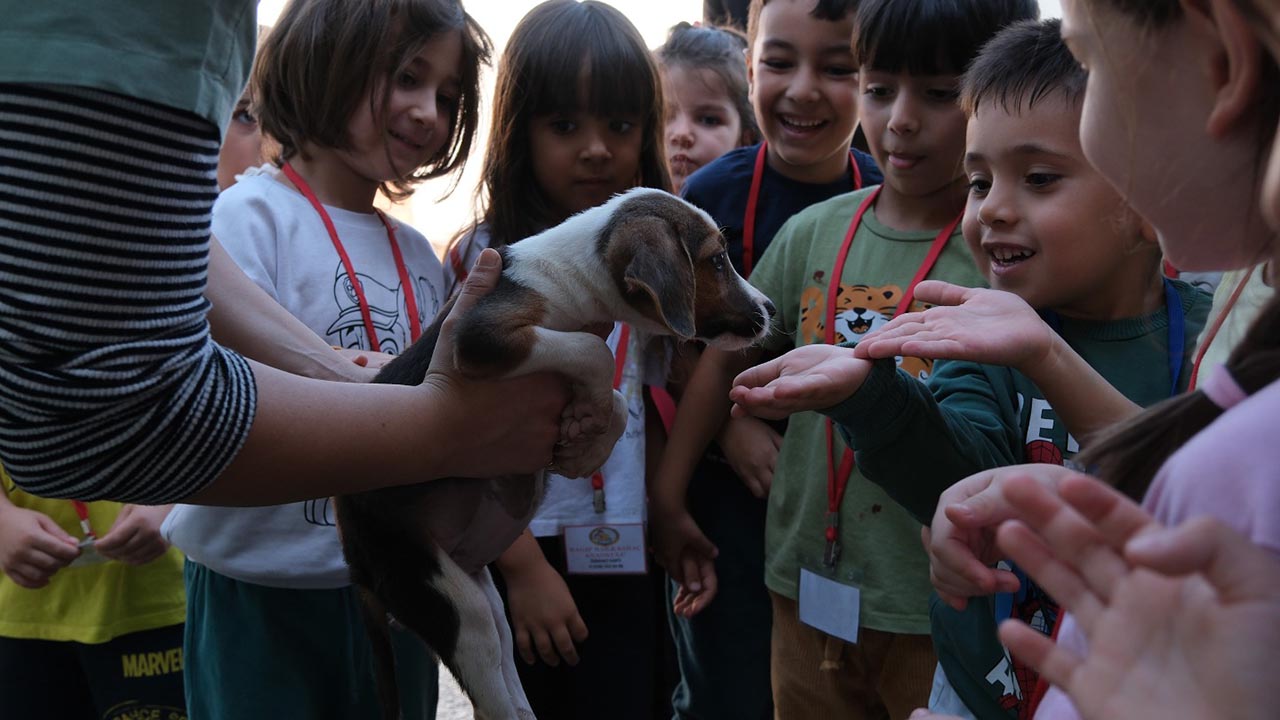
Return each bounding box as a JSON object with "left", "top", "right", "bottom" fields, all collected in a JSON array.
[{"left": 711, "top": 252, "right": 726, "bottom": 272}]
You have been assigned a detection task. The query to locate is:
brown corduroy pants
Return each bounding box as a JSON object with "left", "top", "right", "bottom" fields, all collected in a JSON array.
[{"left": 770, "top": 591, "right": 936, "bottom": 720}]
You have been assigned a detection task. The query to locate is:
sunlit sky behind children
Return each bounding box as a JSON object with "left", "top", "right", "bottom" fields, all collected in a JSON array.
[{"left": 255, "top": 0, "right": 1063, "bottom": 250}]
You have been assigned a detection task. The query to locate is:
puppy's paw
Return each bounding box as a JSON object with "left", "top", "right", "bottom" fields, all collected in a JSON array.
[
  {"left": 557, "top": 394, "right": 616, "bottom": 445},
  {"left": 550, "top": 392, "right": 628, "bottom": 478}
]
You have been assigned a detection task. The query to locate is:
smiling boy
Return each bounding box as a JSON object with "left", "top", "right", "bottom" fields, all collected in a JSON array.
[
  {"left": 651, "top": 2, "right": 880, "bottom": 718},
  {"left": 728, "top": 19, "right": 1212, "bottom": 718}
]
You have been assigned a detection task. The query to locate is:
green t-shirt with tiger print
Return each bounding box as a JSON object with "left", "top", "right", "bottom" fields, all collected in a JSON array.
[{"left": 750, "top": 186, "right": 986, "bottom": 635}]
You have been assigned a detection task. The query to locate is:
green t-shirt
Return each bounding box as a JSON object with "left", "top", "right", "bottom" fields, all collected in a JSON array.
[
  {"left": 0, "top": 0, "right": 257, "bottom": 132},
  {"left": 824, "top": 279, "right": 1212, "bottom": 717},
  {"left": 749, "top": 186, "right": 985, "bottom": 634}
]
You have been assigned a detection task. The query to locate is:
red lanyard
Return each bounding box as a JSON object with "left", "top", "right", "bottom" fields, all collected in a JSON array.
[
  {"left": 590, "top": 324, "right": 631, "bottom": 513},
  {"left": 820, "top": 187, "right": 962, "bottom": 567},
  {"left": 742, "top": 143, "right": 863, "bottom": 278},
  {"left": 1187, "top": 265, "right": 1256, "bottom": 390},
  {"left": 281, "top": 163, "right": 422, "bottom": 349},
  {"left": 70, "top": 500, "right": 96, "bottom": 540},
  {"left": 449, "top": 244, "right": 469, "bottom": 284}
]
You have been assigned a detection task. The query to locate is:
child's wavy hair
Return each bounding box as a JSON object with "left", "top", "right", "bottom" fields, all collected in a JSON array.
[
  {"left": 656, "top": 22, "right": 759, "bottom": 146},
  {"left": 1072, "top": 0, "right": 1280, "bottom": 500},
  {"left": 254, "top": 0, "right": 491, "bottom": 201},
  {"left": 853, "top": 0, "right": 1039, "bottom": 76},
  {"left": 475, "top": 0, "right": 670, "bottom": 248}
]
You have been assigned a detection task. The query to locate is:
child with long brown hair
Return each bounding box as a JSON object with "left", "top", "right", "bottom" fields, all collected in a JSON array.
[
  {"left": 161, "top": 0, "right": 492, "bottom": 717},
  {"left": 443, "top": 2, "right": 674, "bottom": 717}
]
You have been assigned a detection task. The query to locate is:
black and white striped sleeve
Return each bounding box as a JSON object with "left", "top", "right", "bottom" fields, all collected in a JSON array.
[{"left": 0, "top": 84, "right": 257, "bottom": 503}]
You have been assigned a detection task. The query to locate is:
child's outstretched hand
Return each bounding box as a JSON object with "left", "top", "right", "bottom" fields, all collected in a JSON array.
[
  {"left": 854, "top": 281, "right": 1056, "bottom": 372},
  {"left": 504, "top": 555, "right": 589, "bottom": 667},
  {"left": 995, "top": 474, "right": 1280, "bottom": 720},
  {"left": 0, "top": 502, "right": 79, "bottom": 588},
  {"left": 95, "top": 504, "right": 173, "bottom": 566},
  {"left": 729, "top": 345, "right": 873, "bottom": 420}
]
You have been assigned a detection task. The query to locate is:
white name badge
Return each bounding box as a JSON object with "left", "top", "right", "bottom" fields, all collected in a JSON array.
[
  {"left": 798, "top": 567, "right": 861, "bottom": 644},
  {"left": 563, "top": 523, "right": 647, "bottom": 575}
]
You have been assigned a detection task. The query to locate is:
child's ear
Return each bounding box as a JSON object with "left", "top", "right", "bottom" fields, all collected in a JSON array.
[{"left": 1193, "top": 0, "right": 1265, "bottom": 138}]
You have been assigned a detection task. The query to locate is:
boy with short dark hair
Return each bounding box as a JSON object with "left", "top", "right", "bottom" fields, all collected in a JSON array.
[
  {"left": 729, "top": 18, "right": 1212, "bottom": 718},
  {"left": 652, "top": 1, "right": 879, "bottom": 717},
  {"left": 662, "top": 1, "right": 1039, "bottom": 717}
]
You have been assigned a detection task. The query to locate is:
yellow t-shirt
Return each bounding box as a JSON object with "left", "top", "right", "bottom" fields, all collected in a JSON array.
[{"left": 0, "top": 467, "right": 186, "bottom": 644}]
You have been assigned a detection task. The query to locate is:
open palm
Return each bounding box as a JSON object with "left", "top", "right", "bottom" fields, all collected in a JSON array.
[
  {"left": 996, "top": 475, "right": 1280, "bottom": 720},
  {"left": 854, "top": 281, "right": 1055, "bottom": 372},
  {"left": 729, "top": 344, "right": 873, "bottom": 420}
]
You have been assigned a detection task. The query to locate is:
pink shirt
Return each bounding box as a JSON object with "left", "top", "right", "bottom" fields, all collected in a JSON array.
[{"left": 1035, "top": 377, "right": 1280, "bottom": 719}]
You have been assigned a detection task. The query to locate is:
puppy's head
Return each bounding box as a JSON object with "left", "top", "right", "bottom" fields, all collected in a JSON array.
[{"left": 601, "top": 189, "right": 773, "bottom": 350}]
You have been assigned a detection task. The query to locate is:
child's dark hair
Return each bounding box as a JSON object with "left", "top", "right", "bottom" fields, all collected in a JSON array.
[
  {"left": 656, "top": 22, "right": 759, "bottom": 145},
  {"left": 853, "top": 0, "right": 1038, "bottom": 76},
  {"left": 1079, "top": 295, "right": 1280, "bottom": 500},
  {"left": 960, "top": 19, "right": 1084, "bottom": 117},
  {"left": 254, "top": 0, "right": 491, "bottom": 200},
  {"left": 476, "top": 0, "right": 670, "bottom": 248},
  {"left": 746, "top": 0, "right": 858, "bottom": 51}
]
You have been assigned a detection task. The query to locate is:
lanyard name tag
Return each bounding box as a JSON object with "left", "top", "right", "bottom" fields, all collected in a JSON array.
[
  {"left": 563, "top": 523, "right": 647, "bottom": 575},
  {"left": 798, "top": 567, "right": 861, "bottom": 644}
]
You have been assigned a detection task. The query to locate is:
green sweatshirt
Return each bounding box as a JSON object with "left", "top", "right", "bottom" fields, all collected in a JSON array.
[
  {"left": 749, "top": 187, "right": 986, "bottom": 634},
  {"left": 823, "top": 279, "right": 1211, "bottom": 718}
]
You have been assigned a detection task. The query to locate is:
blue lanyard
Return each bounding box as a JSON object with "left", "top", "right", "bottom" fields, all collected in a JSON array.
[{"left": 1040, "top": 278, "right": 1185, "bottom": 397}]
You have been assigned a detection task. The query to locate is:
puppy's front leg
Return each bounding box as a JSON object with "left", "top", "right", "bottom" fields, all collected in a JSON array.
[{"left": 521, "top": 328, "right": 627, "bottom": 478}]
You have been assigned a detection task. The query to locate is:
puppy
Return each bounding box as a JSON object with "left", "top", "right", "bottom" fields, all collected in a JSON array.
[{"left": 335, "top": 188, "right": 773, "bottom": 720}]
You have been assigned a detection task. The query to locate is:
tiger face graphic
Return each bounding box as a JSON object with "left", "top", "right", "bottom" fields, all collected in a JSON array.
[{"left": 798, "top": 281, "right": 933, "bottom": 380}]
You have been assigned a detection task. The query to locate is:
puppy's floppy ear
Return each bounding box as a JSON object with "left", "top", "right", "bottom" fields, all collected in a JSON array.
[{"left": 607, "top": 215, "right": 696, "bottom": 340}]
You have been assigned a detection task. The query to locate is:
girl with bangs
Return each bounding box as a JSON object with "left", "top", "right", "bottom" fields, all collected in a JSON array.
[
  {"left": 443, "top": 2, "right": 673, "bottom": 718},
  {"left": 159, "top": 0, "right": 492, "bottom": 717}
]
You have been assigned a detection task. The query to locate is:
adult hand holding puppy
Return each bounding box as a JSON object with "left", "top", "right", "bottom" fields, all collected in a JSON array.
[{"left": 420, "top": 248, "right": 569, "bottom": 480}]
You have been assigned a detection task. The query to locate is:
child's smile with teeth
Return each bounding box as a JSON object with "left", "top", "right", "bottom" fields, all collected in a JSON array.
[
  {"left": 989, "top": 244, "right": 1034, "bottom": 266},
  {"left": 780, "top": 115, "right": 826, "bottom": 131}
]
